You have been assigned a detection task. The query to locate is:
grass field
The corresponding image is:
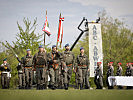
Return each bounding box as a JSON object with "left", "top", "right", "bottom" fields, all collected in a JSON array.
[{"left": 0, "top": 89, "right": 133, "bottom": 100}]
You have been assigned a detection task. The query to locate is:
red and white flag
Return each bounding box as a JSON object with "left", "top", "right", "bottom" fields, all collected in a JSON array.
[
  {"left": 42, "top": 10, "right": 51, "bottom": 36},
  {"left": 57, "top": 13, "right": 64, "bottom": 48}
]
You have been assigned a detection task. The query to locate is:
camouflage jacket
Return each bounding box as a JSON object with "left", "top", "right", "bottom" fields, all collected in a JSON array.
[
  {"left": 33, "top": 51, "right": 47, "bottom": 66},
  {"left": 62, "top": 50, "right": 75, "bottom": 67},
  {"left": 76, "top": 53, "right": 89, "bottom": 69},
  {"left": 47, "top": 51, "right": 61, "bottom": 69},
  {"left": 21, "top": 55, "right": 33, "bottom": 67}
]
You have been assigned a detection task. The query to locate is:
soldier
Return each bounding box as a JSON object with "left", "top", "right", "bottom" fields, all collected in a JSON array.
[
  {"left": 62, "top": 44, "right": 75, "bottom": 90},
  {"left": 16, "top": 62, "right": 25, "bottom": 89},
  {"left": 125, "top": 63, "right": 133, "bottom": 89},
  {"left": 0, "top": 58, "right": 11, "bottom": 89},
  {"left": 94, "top": 62, "right": 103, "bottom": 89},
  {"left": 116, "top": 62, "right": 123, "bottom": 89},
  {"left": 106, "top": 62, "right": 114, "bottom": 89},
  {"left": 76, "top": 47, "right": 90, "bottom": 90},
  {"left": 47, "top": 45, "right": 61, "bottom": 89},
  {"left": 21, "top": 49, "right": 33, "bottom": 89},
  {"left": 33, "top": 45, "right": 48, "bottom": 90}
]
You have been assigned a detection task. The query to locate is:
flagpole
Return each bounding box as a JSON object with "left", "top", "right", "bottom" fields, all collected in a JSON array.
[
  {"left": 44, "top": 10, "right": 47, "bottom": 48},
  {"left": 56, "top": 13, "right": 61, "bottom": 48}
]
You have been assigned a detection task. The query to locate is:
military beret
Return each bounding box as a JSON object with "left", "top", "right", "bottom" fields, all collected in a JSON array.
[
  {"left": 52, "top": 45, "right": 56, "bottom": 48},
  {"left": 97, "top": 62, "right": 102, "bottom": 64},
  {"left": 3, "top": 58, "right": 7, "bottom": 61},
  {"left": 118, "top": 62, "right": 122, "bottom": 65},
  {"left": 110, "top": 62, "right": 113, "bottom": 64},
  {"left": 65, "top": 43, "right": 69, "bottom": 47},
  {"left": 39, "top": 45, "right": 44, "bottom": 48},
  {"left": 27, "top": 49, "right": 31, "bottom": 51},
  {"left": 80, "top": 47, "right": 84, "bottom": 51}
]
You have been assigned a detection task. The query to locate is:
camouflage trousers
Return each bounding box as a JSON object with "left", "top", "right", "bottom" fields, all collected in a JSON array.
[
  {"left": 18, "top": 72, "right": 25, "bottom": 88},
  {"left": 1, "top": 73, "right": 10, "bottom": 89},
  {"left": 24, "top": 68, "right": 33, "bottom": 87},
  {"left": 49, "top": 68, "right": 59, "bottom": 87},
  {"left": 77, "top": 68, "right": 90, "bottom": 88},
  {"left": 63, "top": 66, "right": 72, "bottom": 84},
  {"left": 36, "top": 67, "right": 48, "bottom": 86}
]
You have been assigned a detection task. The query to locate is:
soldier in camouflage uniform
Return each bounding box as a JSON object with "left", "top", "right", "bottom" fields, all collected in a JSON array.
[
  {"left": 21, "top": 49, "right": 33, "bottom": 89},
  {"left": 16, "top": 62, "right": 25, "bottom": 89},
  {"left": 94, "top": 62, "right": 103, "bottom": 89},
  {"left": 106, "top": 62, "right": 114, "bottom": 89},
  {"left": 62, "top": 44, "right": 75, "bottom": 90},
  {"left": 125, "top": 63, "right": 133, "bottom": 89},
  {"left": 0, "top": 58, "right": 11, "bottom": 89},
  {"left": 33, "top": 45, "right": 48, "bottom": 90},
  {"left": 47, "top": 45, "right": 61, "bottom": 89},
  {"left": 116, "top": 62, "right": 123, "bottom": 89},
  {"left": 76, "top": 47, "right": 90, "bottom": 90}
]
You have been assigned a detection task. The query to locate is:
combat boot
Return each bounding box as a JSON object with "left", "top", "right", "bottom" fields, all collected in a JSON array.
[
  {"left": 64, "top": 84, "right": 68, "bottom": 90},
  {"left": 80, "top": 84, "right": 83, "bottom": 90}
]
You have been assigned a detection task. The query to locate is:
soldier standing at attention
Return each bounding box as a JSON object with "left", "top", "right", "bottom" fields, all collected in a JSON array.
[
  {"left": 62, "top": 44, "right": 75, "bottom": 90},
  {"left": 0, "top": 58, "right": 11, "bottom": 89},
  {"left": 116, "top": 62, "right": 123, "bottom": 89},
  {"left": 33, "top": 45, "right": 48, "bottom": 90},
  {"left": 76, "top": 47, "right": 90, "bottom": 90},
  {"left": 21, "top": 49, "right": 33, "bottom": 89},
  {"left": 106, "top": 62, "right": 114, "bottom": 89},
  {"left": 47, "top": 45, "right": 61, "bottom": 89},
  {"left": 16, "top": 62, "right": 25, "bottom": 89},
  {"left": 125, "top": 63, "right": 133, "bottom": 89},
  {"left": 94, "top": 62, "right": 103, "bottom": 89}
]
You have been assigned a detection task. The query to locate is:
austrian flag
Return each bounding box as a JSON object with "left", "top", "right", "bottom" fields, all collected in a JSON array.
[
  {"left": 57, "top": 13, "right": 64, "bottom": 47},
  {"left": 42, "top": 11, "right": 51, "bottom": 36}
]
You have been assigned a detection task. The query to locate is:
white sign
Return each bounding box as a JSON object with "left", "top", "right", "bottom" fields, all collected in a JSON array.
[{"left": 88, "top": 23, "right": 103, "bottom": 77}]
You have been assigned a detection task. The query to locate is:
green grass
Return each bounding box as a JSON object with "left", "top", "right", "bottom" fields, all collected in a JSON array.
[{"left": 0, "top": 89, "right": 133, "bottom": 100}]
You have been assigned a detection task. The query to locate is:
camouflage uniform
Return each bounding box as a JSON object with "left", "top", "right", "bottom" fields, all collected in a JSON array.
[
  {"left": 33, "top": 51, "right": 48, "bottom": 90},
  {"left": 76, "top": 53, "right": 90, "bottom": 89},
  {"left": 62, "top": 50, "right": 75, "bottom": 89},
  {"left": 94, "top": 65, "right": 103, "bottom": 89},
  {"left": 47, "top": 51, "right": 61, "bottom": 89},
  {"left": 0, "top": 63, "right": 11, "bottom": 89},
  {"left": 16, "top": 62, "right": 25, "bottom": 89},
  {"left": 22, "top": 55, "right": 33, "bottom": 88},
  {"left": 106, "top": 65, "right": 114, "bottom": 89}
]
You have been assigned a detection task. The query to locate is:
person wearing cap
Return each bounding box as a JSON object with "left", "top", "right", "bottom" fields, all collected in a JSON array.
[
  {"left": 61, "top": 43, "right": 75, "bottom": 90},
  {"left": 94, "top": 62, "right": 103, "bottom": 89},
  {"left": 125, "top": 63, "right": 133, "bottom": 89},
  {"left": 0, "top": 58, "right": 11, "bottom": 89},
  {"left": 47, "top": 45, "right": 61, "bottom": 89},
  {"left": 116, "top": 62, "right": 123, "bottom": 89},
  {"left": 106, "top": 62, "right": 114, "bottom": 89},
  {"left": 75, "top": 47, "right": 90, "bottom": 90},
  {"left": 21, "top": 49, "right": 33, "bottom": 89},
  {"left": 33, "top": 45, "right": 48, "bottom": 90}
]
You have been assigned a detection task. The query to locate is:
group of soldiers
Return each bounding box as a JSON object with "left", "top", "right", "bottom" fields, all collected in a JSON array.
[{"left": 0, "top": 44, "right": 133, "bottom": 90}]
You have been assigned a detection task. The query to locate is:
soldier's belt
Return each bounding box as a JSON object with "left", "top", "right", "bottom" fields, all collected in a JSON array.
[
  {"left": 51, "top": 64, "right": 59, "bottom": 69},
  {"left": 66, "top": 64, "right": 72, "bottom": 66},
  {"left": 24, "top": 67, "right": 32, "bottom": 68},
  {"left": 78, "top": 65, "right": 87, "bottom": 67},
  {"left": 36, "top": 65, "right": 45, "bottom": 68}
]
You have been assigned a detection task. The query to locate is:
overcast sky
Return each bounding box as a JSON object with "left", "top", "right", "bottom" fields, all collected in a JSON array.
[{"left": 0, "top": 0, "right": 133, "bottom": 48}]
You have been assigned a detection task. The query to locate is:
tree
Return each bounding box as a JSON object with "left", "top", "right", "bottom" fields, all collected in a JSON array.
[{"left": 0, "top": 18, "right": 44, "bottom": 88}]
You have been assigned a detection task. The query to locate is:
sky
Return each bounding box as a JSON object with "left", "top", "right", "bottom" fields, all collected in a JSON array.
[{"left": 0, "top": 0, "right": 133, "bottom": 48}]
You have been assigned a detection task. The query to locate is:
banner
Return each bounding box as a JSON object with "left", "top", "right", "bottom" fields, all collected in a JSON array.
[{"left": 88, "top": 23, "right": 103, "bottom": 77}]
